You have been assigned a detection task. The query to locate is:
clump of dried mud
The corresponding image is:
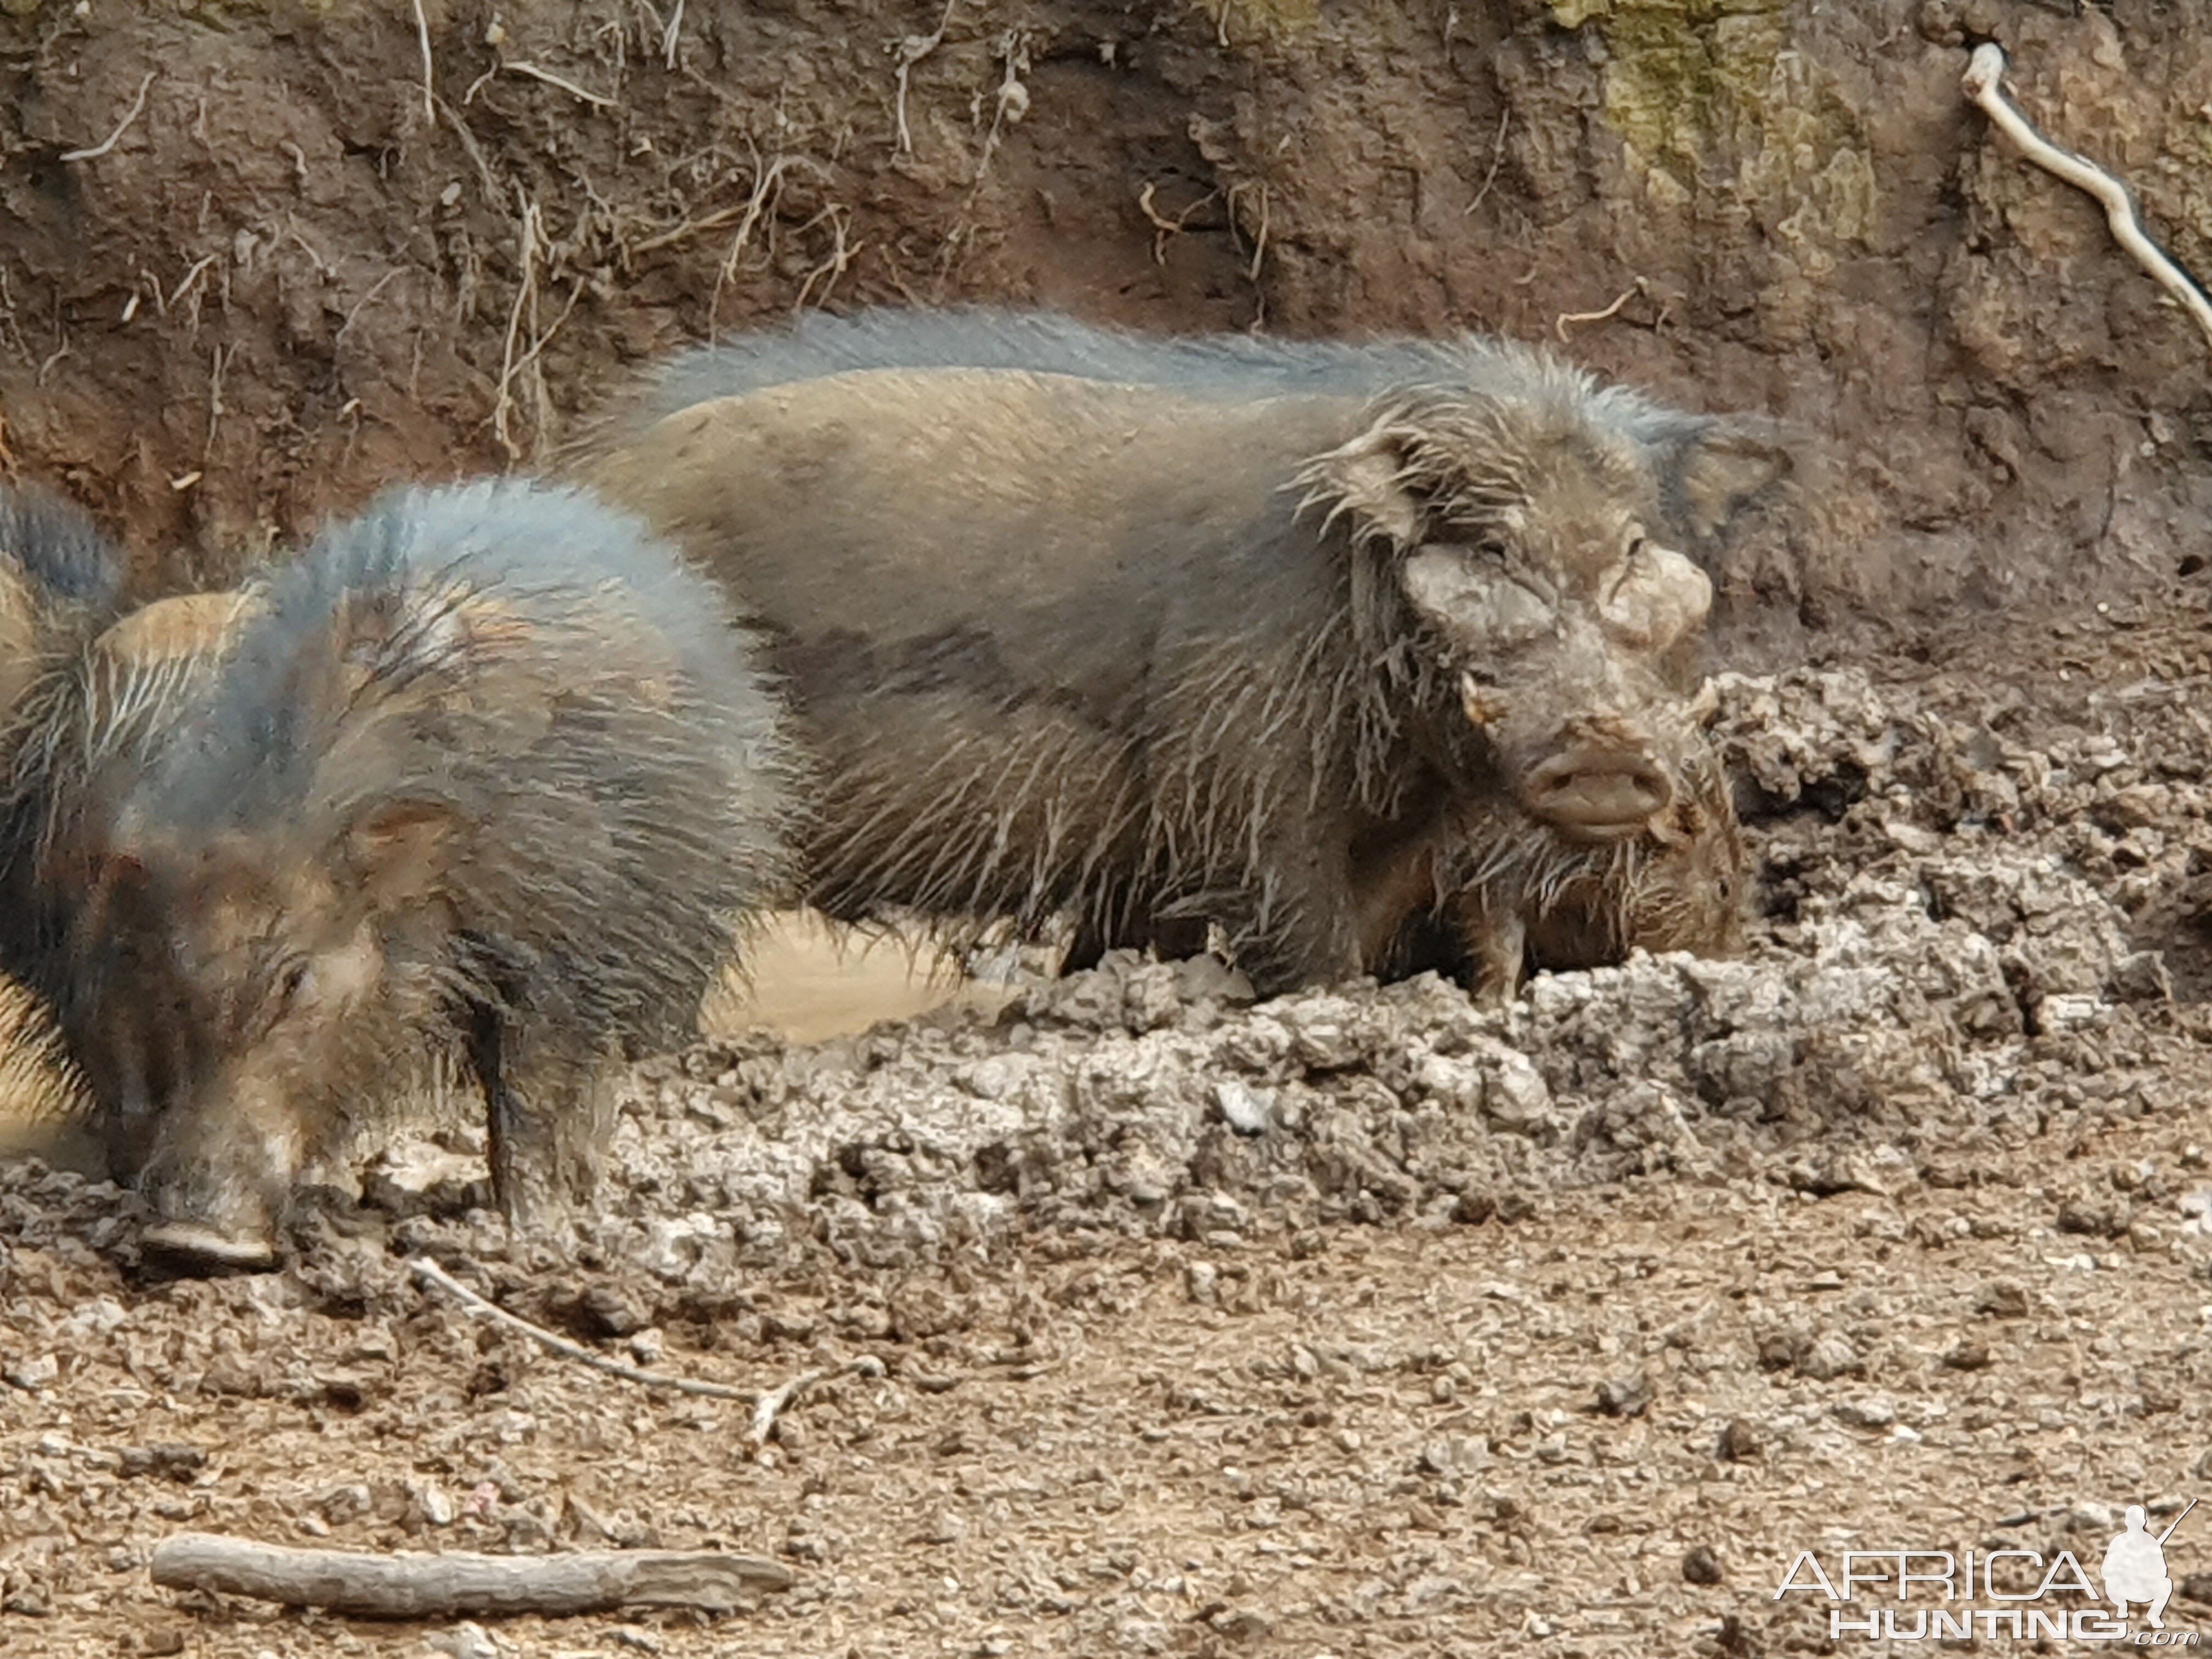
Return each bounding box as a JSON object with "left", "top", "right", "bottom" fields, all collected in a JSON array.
[{"left": 7, "top": 613, "right": 2212, "bottom": 1656}]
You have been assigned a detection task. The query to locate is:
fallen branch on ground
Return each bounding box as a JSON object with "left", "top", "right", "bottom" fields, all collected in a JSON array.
[
  {"left": 410, "top": 1256, "right": 754, "bottom": 1402},
  {"left": 409, "top": 1257, "right": 887, "bottom": 1430},
  {"left": 1961, "top": 41, "right": 2212, "bottom": 353},
  {"left": 149, "top": 1533, "right": 791, "bottom": 1618}
]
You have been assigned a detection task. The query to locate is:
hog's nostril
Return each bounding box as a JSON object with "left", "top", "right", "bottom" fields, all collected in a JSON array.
[{"left": 1518, "top": 750, "right": 1673, "bottom": 841}]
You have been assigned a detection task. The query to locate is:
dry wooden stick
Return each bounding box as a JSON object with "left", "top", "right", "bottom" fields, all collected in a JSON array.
[
  {"left": 1962, "top": 41, "right": 2212, "bottom": 352},
  {"left": 149, "top": 1533, "right": 791, "bottom": 1618}
]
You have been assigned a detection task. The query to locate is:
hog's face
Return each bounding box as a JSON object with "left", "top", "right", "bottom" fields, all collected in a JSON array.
[
  {"left": 1305, "top": 393, "right": 1736, "bottom": 841},
  {"left": 73, "top": 812, "right": 445, "bottom": 1268}
]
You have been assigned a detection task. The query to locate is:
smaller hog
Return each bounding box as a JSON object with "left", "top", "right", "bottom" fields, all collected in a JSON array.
[
  {"left": 41, "top": 479, "right": 802, "bottom": 1267},
  {"left": 1379, "top": 690, "right": 1747, "bottom": 1003}
]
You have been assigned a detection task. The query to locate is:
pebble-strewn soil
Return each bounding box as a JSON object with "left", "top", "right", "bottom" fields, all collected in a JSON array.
[{"left": 7, "top": 599, "right": 2212, "bottom": 1655}]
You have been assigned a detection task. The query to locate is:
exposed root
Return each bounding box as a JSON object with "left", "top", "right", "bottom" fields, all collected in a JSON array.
[
  {"left": 490, "top": 191, "right": 583, "bottom": 464},
  {"left": 1138, "top": 182, "right": 1220, "bottom": 267},
  {"left": 890, "top": 0, "right": 961, "bottom": 156},
  {"left": 1464, "top": 108, "right": 1510, "bottom": 220},
  {"left": 501, "top": 59, "right": 619, "bottom": 111},
  {"left": 1555, "top": 279, "right": 1646, "bottom": 342},
  {"left": 790, "top": 206, "right": 861, "bottom": 313},
  {"left": 1962, "top": 42, "right": 2212, "bottom": 353},
  {"left": 410, "top": 0, "right": 436, "bottom": 122},
  {"left": 60, "top": 71, "right": 155, "bottom": 163}
]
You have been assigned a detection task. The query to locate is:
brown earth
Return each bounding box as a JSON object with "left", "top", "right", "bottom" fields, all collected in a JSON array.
[{"left": 5, "top": 1, "right": 2212, "bottom": 1655}]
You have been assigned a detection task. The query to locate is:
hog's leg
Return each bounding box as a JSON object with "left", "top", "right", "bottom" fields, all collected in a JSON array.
[
  {"left": 1454, "top": 882, "right": 1527, "bottom": 1009},
  {"left": 1351, "top": 832, "right": 1446, "bottom": 974},
  {"left": 1214, "top": 831, "right": 1366, "bottom": 998},
  {"left": 472, "top": 1016, "right": 618, "bottom": 1226}
]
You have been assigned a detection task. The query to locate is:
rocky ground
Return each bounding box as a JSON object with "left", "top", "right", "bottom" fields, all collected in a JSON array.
[{"left": 5, "top": 596, "right": 2212, "bottom": 1656}]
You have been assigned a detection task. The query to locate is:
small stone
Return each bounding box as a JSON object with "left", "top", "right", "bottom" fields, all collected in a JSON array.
[
  {"left": 411, "top": 1479, "right": 455, "bottom": 1526},
  {"left": 1832, "top": 1396, "right": 1897, "bottom": 1430},
  {"left": 1942, "top": 1340, "right": 1993, "bottom": 1372},
  {"left": 4, "top": 1355, "right": 58, "bottom": 1391},
  {"left": 1716, "top": 1419, "right": 1763, "bottom": 1462},
  {"left": 1594, "top": 1373, "right": 1654, "bottom": 1418},
  {"left": 1683, "top": 1545, "right": 1724, "bottom": 1585},
  {"left": 422, "top": 1624, "right": 499, "bottom": 1659},
  {"left": 1796, "top": 1334, "right": 1860, "bottom": 1381},
  {"left": 1214, "top": 1079, "right": 1273, "bottom": 1136},
  {"left": 119, "top": 1444, "right": 206, "bottom": 1482},
  {"left": 2058, "top": 1194, "right": 2131, "bottom": 1238},
  {"left": 1977, "top": 1280, "right": 2031, "bottom": 1318},
  {"left": 577, "top": 1280, "right": 650, "bottom": 1338}
]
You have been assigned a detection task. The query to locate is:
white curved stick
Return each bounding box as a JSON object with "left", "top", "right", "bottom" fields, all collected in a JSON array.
[{"left": 1962, "top": 42, "right": 2212, "bottom": 353}]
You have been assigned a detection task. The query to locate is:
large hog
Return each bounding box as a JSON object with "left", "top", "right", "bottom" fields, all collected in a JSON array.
[
  {"left": 586, "top": 306, "right": 1792, "bottom": 567},
  {"left": 579, "top": 328, "right": 1786, "bottom": 996},
  {"left": 32, "top": 479, "right": 800, "bottom": 1267}
]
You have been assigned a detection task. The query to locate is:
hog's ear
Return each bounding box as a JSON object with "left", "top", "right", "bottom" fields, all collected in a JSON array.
[
  {"left": 342, "top": 799, "right": 457, "bottom": 907},
  {"left": 1663, "top": 419, "right": 1797, "bottom": 543},
  {"left": 1299, "top": 417, "right": 1438, "bottom": 550}
]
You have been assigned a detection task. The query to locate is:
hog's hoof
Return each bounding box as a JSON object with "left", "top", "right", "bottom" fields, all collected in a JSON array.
[{"left": 139, "top": 1220, "right": 279, "bottom": 1274}]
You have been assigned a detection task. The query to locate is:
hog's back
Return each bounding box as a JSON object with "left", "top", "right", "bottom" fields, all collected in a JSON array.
[{"left": 583, "top": 367, "right": 1363, "bottom": 709}]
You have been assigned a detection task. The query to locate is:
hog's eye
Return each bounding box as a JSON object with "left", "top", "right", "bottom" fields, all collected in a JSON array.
[{"left": 275, "top": 960, "right": 310, "bottom": 1011}]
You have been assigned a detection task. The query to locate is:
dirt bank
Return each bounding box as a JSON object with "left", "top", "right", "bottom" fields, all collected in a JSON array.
[{"left": 0, "top": 2, "right": 2207, "bottom": 659}]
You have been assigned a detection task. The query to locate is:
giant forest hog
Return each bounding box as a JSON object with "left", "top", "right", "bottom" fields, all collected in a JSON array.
[
  {"left": 31, "top": 480, "right": 800, "bottom": 1268},
  {"left": 580, "top": 345, "right": 1784, "bottom": 998},
  {"left": 592, "top": 306, "right": 1792, "bottom": 571}
]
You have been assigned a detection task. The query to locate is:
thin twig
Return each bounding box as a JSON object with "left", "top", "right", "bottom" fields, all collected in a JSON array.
[
  {"left": 1962, "top": 42, "right": 2212, "bottom": 353},
  {"left": 662, "top": 0, "right": 685, "bottom": 69},
  {"left": 747, "top": 1368, "right": 828, "bottom": 1451},
  {"left": 1464, "top": 108, "right": 1510, "bottom": 219},
  {"left": 1555, "top": 279, "right": 1645, "bottom": 342},
  {"left": 60, "top": 71, "right": 155, "bottom": 162},
  {"left": 502, "top": 59, "right": 617, "bottom": 110},
  {"left": 747, "top": 1356, "right": 886, "bottom": 1453},
  {"left": 410, "top": 0, "right": 436, "bottom": 121},
  {"left": 334, "top": 268, "right": 403, "bottom": 345},
  {"left": 410, "top": 1257, "right": 757, "bottom": 1402}
]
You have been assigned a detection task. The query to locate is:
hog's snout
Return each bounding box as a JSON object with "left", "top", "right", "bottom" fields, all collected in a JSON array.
[
  {"left": 1516, "top": 744, "right": 1674, "bottom": 841},
  {"left": 138, "top": 1218, "right": 279, "bottom": 1274}
]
